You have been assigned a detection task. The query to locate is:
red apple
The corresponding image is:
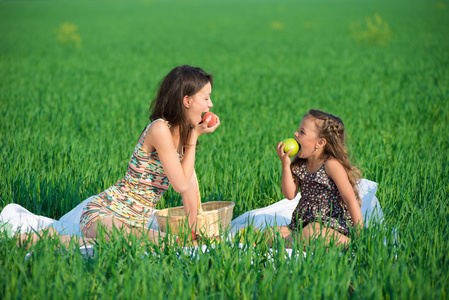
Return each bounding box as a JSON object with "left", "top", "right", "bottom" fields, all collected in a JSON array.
[
  {"left": 282, "top": 138, "right": 299, "bottom": 157},
  {"left": 201, "top": 112, "right": 217, "bottom": 127}
]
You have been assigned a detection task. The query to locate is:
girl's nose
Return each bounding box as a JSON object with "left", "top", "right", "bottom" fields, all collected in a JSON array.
[{"left": 208, "top": 99, "right": 213, "bottom": 108}]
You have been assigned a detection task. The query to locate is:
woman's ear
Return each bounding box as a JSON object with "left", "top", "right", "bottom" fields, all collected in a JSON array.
[{"left": 183, "top": 95, "right": 191, "bottom": 109}]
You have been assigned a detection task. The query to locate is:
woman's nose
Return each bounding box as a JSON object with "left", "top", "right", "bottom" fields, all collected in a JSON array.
[{"left": 208, "top": 99, "right": 213, "bottom": 108}]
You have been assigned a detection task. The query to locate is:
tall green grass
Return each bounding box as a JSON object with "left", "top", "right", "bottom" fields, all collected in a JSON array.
[{"left": 1, "top": 0, "right": 448, "bottom": 298}]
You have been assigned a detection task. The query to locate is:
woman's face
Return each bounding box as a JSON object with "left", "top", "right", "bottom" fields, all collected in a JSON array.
[{"left": 184, "top": 81, "right": 213, "bottom": 126}]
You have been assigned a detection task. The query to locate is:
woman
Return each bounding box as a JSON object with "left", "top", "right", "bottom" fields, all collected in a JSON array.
[{"left": 19, "top": 65, "right": 219, "bottom": 247}]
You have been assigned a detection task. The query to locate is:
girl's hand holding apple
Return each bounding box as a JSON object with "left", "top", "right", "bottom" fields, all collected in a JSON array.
[
  {"left": 276, "top": 138, "right": 299, "bottom": 166},
  {"left": 282, "top": 138, "right": 299, "bottom": 157}
]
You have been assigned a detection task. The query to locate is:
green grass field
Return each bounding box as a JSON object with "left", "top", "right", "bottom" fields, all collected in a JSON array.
[{"left": 1, "top": 0, "right": 448, "bottom": 298}]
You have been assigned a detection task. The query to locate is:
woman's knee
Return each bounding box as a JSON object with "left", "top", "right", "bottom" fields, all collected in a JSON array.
[{"left": 85, "top": 216, "right": 128, "bottom": 240}]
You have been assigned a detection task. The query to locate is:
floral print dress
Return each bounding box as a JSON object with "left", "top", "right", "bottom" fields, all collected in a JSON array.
[{"left": 288, "top": 160, "right": 353, "bottom": 236}]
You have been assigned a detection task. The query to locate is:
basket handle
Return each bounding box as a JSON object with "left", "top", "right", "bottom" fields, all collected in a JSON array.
[{"left": 194, "top": 171, "right": 204, "bottom": 215}]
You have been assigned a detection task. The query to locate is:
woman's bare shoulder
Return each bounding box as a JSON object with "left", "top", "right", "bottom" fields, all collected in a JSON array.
[
  {"left": 143, "top": 119, "right": 172, "bottom": 152},
  {"left": 147, "top": 119, "right": 170, "bottom": 135}
]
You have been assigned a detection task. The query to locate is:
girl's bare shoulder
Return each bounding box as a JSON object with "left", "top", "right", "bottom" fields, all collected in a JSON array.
[{"left": 324, "top": 158, "right": 345, "bottom": 175}]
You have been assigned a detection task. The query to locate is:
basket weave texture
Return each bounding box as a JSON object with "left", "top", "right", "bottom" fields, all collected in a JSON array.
[{"left": 154, "top": 179, "right": 234, "bottom": 237}]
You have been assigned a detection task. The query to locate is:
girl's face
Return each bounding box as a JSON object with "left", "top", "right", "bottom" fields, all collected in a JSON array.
[
  {"left": 184, "top": 81, "right": 213, "bottom": 126},
  {"left": 293, "top": 116, "right": 321, "bottom": 158}
]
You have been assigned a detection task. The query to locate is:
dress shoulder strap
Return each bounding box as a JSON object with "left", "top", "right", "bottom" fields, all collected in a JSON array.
[
  {"left": 137, "top": 119, "right": 171, "bottom": 149},
  {"left": 152, "top": 118, "right": 171, "bottom": 128}
]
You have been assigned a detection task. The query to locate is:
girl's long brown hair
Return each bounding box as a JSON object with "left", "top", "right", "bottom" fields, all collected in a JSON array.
[
  {"left": 291, "top": 109, "right": 362, "bottom": 205},
  {"left": 149, "top": 65, "right": 213, "bottom": 147}
]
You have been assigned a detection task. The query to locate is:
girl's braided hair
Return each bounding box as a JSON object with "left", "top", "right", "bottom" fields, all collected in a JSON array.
[{"left": 291, "top": 109, "right": 362, "bottom": 205}]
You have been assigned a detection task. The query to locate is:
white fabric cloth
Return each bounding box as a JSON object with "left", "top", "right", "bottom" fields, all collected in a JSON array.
[
  {"left": 229, "top": 178, "right": 381, "bottom": 234},
  {"left": 0, "top": 179, "right": 381, "bottom": 238}
]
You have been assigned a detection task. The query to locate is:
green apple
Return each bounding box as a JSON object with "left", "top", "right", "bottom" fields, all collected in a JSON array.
[{"left": 282, "top": 138, "right": 299, "bottom": 157}]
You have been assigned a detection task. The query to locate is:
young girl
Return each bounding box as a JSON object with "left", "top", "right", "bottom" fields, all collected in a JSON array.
[
  {"left": 275, "top": 109, "right": 363, "bottom": 247},
  {"left": 18, "top": 65, "right": 219, "bottom": 247}
]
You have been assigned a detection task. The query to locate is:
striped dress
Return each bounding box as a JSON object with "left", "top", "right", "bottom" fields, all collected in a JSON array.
[{"left": 80, "top": 119, "right": 180, "bottom": 234}]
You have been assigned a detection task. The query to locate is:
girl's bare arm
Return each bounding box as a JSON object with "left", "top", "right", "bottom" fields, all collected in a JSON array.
[
  {"left": 325, "top": 159, "right": 364, "bottom": 231},
  {"left": 276, "top": 141, "right": 298, "bottom": 200}
]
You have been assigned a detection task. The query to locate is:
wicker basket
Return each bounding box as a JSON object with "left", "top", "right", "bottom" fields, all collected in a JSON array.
[{"left": 154, "top": 185, "right": 234, "bottom": 237}]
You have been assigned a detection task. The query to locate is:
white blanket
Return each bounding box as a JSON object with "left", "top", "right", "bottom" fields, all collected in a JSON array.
[{"left": 0, "top": 179, "right": 381, "bottom": 238}]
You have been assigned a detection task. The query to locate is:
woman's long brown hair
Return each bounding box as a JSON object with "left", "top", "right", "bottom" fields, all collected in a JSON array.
[{"left": 149, "top": 65, "right": 213, "bottom": 147}]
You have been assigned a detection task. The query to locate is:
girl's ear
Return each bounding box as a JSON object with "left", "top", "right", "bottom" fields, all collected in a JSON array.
[
  {"left": 318, "top": 138, "right": 327, "bottom": 148},
  {"left": 183, "top": 95, "right": 191, "bottom": 109}
]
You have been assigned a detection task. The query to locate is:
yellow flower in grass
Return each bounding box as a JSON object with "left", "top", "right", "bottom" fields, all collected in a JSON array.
[
  {"left": 55, "top": 22, "right": 82, "bottom": 48},
  {"left": 350, "top": 13, "right": 392, "bottom": 46}
]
